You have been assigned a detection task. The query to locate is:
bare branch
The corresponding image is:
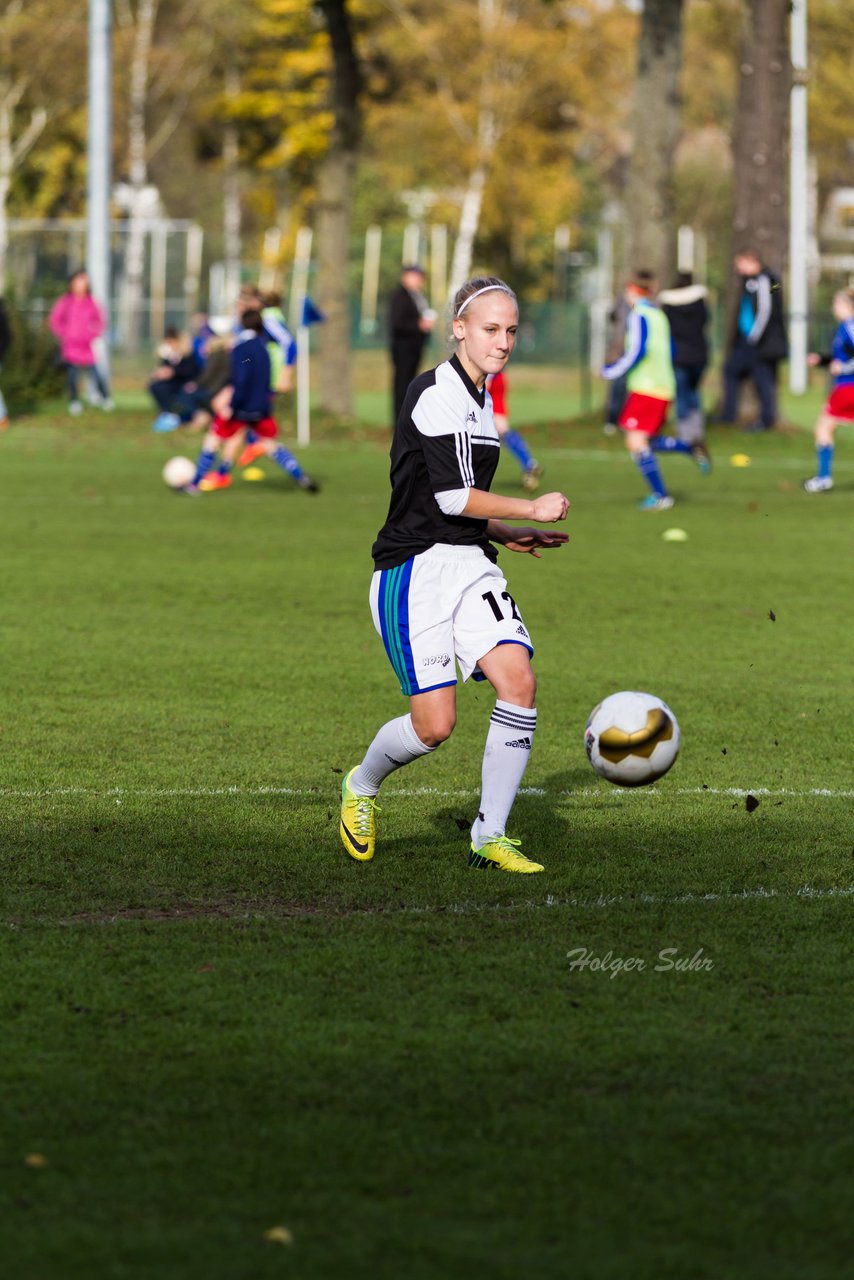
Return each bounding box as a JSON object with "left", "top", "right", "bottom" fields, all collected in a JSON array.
[
  {"left": 382, "top": 0, "right": 473, "bottom": 144},
  {"left": 11, "top": 105, "right": 47, "bottom": 165},
  {"left": 147, "top": 60, "right": 210, "bottom": 161}
]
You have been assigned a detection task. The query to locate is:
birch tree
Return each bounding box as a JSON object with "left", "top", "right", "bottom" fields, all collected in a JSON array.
[
  {"left": 379, "top": 0, "right": 599, "bottom": 300},
  {"left": 113, "top": 0, "right": 212, "bottom": 348},
  {"left": 0, "top": 1, "right": 79, "bottom": 285}
]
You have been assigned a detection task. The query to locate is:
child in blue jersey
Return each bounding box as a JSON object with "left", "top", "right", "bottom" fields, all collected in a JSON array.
[
  {"left": 803, "top": 289, "right": 854, "bottom": 494},
  {"left": 184, "top": 310, "right": 317, "bottom": 493},
  {"left": 234, "top": 287, "right": 299, "bottom": 469}
]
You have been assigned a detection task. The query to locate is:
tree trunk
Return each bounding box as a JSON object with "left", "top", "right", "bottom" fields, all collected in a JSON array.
[
  {"left": 623, "top": 0, "right": 685, "bottom": 284},
  {"left": 447, "top": 94, "right": 496, "bottom": 300},
  {"left": 726, "top": 0, "right": 791, "bottom": 343},
  {"left": 314, "top": 146, "right": 357, "bottom": 415},
  {"left": 447, "top": 0, "right": 499, "bottom": 300},
  {"left": 0, "top": 98, "right": 12, "bottom": 288},
  {"left": 315, "top": 0, "right": 362, "bottom": 418},
  {"left": 447, "top": 163, "right": 488, "bottom": 302}
]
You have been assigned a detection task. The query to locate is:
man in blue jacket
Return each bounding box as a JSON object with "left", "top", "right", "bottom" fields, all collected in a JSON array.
[{"left": 721, "top": 250, "right": 788, "bottom": 432}]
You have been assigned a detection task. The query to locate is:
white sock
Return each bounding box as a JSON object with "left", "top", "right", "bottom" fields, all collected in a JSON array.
[
  {"left": 471, "top": 701, "right": 537, "bottom": 847},
  {"left": 350, "top": 714, "right": 434, "bottom": 796}
]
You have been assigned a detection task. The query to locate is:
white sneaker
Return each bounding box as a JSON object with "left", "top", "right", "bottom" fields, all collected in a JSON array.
[
  {"left": 69, "top": 400, "right": 83, "bottom": 416},
  {"left": 100, "top": 398, "right": 115, "bottom": 411},
  {"left": 802, "top": 475, "right": 832, "bottom": 493}
]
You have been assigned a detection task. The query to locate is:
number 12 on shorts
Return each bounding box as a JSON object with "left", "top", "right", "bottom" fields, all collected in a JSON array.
[{"left": 482, "top": 589, "right": 522, "bottom": 623}]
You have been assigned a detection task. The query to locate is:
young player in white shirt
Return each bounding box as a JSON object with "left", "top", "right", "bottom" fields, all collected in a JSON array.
[{"left": 340, "top": 277, "right": 570, "bottom": 874}]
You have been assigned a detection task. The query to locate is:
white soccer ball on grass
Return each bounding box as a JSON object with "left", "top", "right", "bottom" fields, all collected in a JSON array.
[
  {"left": 162, "top": 456, "right": 196, "bottom": 489},
  {"left": 585, "top": 691, "right": 680, "bottom": 787}
]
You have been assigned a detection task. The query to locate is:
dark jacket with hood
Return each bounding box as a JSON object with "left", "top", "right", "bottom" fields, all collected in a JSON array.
[{"left": 659, "top": 283, "right": 709, "bottom": 367}]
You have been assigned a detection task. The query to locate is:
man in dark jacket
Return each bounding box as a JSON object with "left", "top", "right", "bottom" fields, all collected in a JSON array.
[
  {"left": 389, "top": 264, "right": 435, "bottom": 425},
  {"left": 659, "top": 272, "right": 709, "bottom": 443},
  {"left": 722, "top": 251, "right": 788, "bottom": 432}
]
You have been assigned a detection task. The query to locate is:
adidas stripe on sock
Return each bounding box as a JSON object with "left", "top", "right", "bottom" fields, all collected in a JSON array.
[{"left": 471, "top": 701, "right": 537, "bottom": 847}]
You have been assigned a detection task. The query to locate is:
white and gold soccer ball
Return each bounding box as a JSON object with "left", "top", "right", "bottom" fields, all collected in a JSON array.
[
  {"left": 585, "top": 691, "right": 680, "bottom": 787},
  {"left": 162, "top": 456, "right": 196, "bottom": 489}
]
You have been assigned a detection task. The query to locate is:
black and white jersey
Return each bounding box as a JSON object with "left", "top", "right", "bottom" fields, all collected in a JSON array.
[{"left": 372, "top": 354, "right": 501, "bottom": 570}]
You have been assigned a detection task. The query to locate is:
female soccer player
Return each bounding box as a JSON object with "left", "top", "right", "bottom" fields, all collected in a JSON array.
[
  {"left": 802, "top": 289, "right": 854, "bottom": 494},
  {"left": 340, "top": 276, "right": 570, "bottom": 874}
]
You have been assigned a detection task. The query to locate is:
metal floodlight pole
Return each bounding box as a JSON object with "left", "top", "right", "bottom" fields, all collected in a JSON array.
[
  {"left": 789, "top": 0, "right": 809, "bottom": 394},
  {"left": 87, "top": 0, "right": 112, "bottom": 378}
]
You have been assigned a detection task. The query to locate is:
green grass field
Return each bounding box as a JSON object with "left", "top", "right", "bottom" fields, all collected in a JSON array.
[{"left": 1, "top": 394, "right": 852, "bottom": 1279}]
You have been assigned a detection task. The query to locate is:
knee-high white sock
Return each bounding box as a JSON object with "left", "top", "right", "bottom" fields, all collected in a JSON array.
[
  {"left": 350, "top": 714, "right": 434, "bottom": 796},
  {"left": 471, "top": 700, "right": 537, "bottom": 846}
]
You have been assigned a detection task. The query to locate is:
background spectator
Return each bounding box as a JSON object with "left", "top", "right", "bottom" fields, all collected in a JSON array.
[
  {"left": 48, "top": 270, "right": 113, "bottom": 416},
  {"left": 388, "top": 264, "right": 436, "bottom": 425},
  {"left": 148, "top": 327, "right": 202, "bottom": 431},
  {"left": 721, "top": 250, "right": 788, "bottom": 432},
  {"left": 659, "top": 270, "right": 710, "bottom": 443}
]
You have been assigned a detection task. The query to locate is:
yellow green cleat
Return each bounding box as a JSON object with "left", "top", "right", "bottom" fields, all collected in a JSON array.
[
  {"left": 468, "top": 836, "right": 544, "bottom": 874},
  {"left": 339, "top": 768, "right": 379, "bottom": 862}
]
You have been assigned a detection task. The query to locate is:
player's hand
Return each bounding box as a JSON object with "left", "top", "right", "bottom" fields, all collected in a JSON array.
[
  {"left": 531, "top": 492, "right": 569, "bottom": 523},
  {"left": 829, "top": 359, "right": 843, "bottom": 376},
  {"left": 807, "top": 353, "right": 821, "bottom": 367},
  {"left": 503, "top": 529, "right": 569, "bottom": 558}
]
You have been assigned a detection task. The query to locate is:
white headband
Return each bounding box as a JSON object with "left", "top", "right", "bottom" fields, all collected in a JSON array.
[{"left": 455, "top": 284, "right": 513, "bottom": 318}]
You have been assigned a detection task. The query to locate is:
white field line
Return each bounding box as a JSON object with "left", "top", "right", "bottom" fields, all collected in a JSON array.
[
  {"left": 407, "top": 884, "right": 854, "bottom": 915},
  {"left": 0, "top": 785, "right": 852, "bottom": 801},
  {"left": 18, "top": 884, "right": 854, "bottom": 929}
]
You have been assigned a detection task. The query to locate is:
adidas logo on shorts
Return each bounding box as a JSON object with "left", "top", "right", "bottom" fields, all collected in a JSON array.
[{"left": 504, "top": 736, "right": 532, "bottom": 749}]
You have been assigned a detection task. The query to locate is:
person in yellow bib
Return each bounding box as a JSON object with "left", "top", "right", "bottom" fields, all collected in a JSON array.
[{"left": 601, "top": 273, "right": 707, "bottom": 510}]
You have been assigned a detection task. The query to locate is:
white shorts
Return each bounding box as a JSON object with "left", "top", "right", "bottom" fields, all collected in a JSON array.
[{"left": 370, "top": 544, "right": 534, "bottom": 696}]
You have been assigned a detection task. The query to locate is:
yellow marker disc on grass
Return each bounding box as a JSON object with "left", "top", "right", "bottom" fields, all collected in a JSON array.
[
  {"left": 263, "top": 1227, "right": 293, "bottom": 1245},
  {"left": 730, "top": 453, "right": 751, "bottom": 468},
  {"left": 242, "top": 467, "right": 266, "bottom": 482}
]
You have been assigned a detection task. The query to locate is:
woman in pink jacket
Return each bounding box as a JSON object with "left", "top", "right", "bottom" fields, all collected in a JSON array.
[{"left": 49, "top": 270, "right": 113, "bottom": 415}]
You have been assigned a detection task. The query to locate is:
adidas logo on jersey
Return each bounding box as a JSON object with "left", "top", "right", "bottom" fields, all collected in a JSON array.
[
  {"left": 505, "top": 736, "right": 532, "bottom": 749},
  {"left": 466, "top": 410, "right": 477, "bottom": 423},
  {"left": 516, "top": 624, "right": 528, "bottom": 636}
]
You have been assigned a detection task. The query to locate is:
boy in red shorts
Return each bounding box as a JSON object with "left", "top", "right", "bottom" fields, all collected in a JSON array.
[
  {"left": 802, "top": 289, "right": 854, "bottom": 494},
  {"left": 185, "top": 310, "right": 317, "bottom": 494},
  {"left": 601, "top": 274, "right": 704, "bottom": 510}
]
